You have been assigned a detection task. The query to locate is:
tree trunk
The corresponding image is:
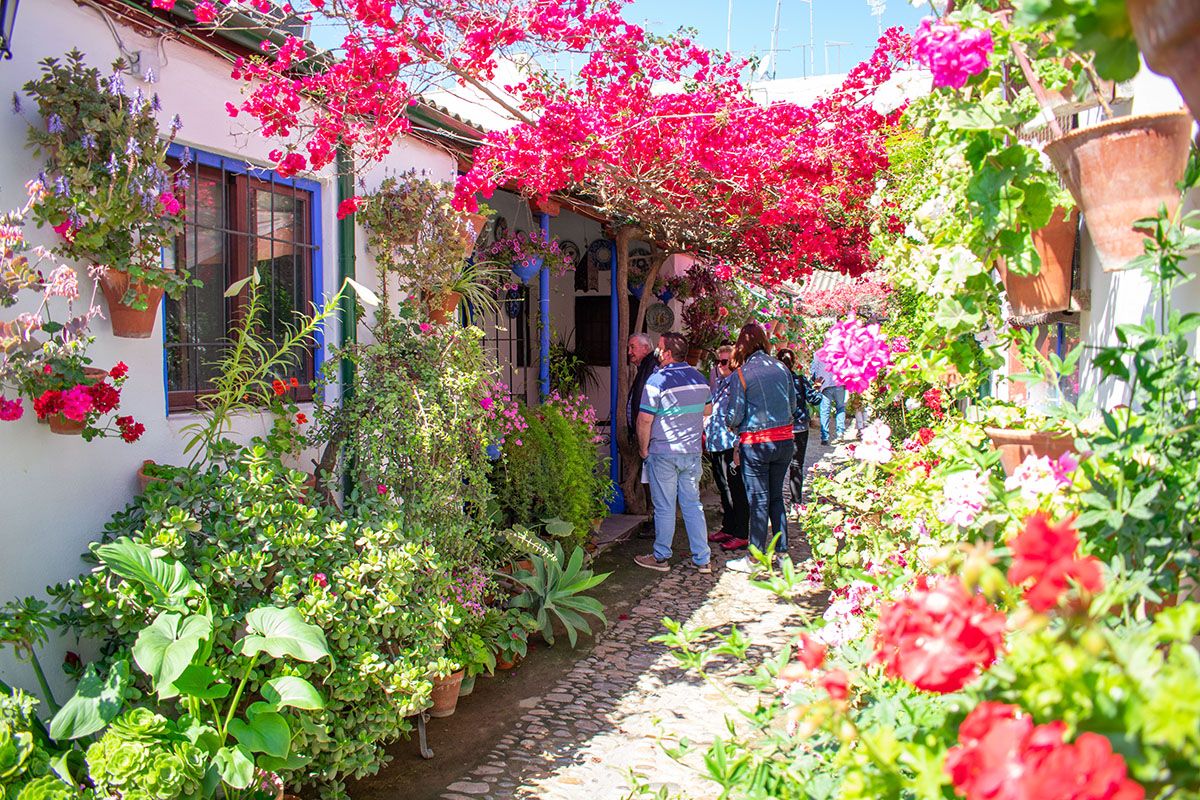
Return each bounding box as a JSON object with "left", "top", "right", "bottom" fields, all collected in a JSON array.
[
  {"left": 633, "top": 251, "right": 668, "bottom": 336},
  {"left": 613, "top": 225, "right": 649, "bottom": 515}
]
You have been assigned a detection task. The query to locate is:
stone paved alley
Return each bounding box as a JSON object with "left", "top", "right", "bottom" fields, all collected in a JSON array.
[{"left": 352, "top": 429, "right": 836, "bottom": 800}]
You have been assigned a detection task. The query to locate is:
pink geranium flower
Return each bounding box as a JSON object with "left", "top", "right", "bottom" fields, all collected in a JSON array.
[
  {"left": 816, "top": 314, "right": 892, "bottom": 393},
  {"left": 912, "top": 18, "right": 994, "bottom": 90},
  {"left": 60, "top": 385, "right": 94, "bottom": 422}
]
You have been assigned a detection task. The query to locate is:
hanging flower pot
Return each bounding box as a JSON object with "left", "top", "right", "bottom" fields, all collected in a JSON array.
[
  {"left": 429, "top": 670, "right": 465, "bottom": 718},
  {"left": 686, "top": 348, "right": 707, "bottom": 367},
  {"left": 984, "top": 427, "right": 1076, "bottom": 476},
  {"left": 656, "top": 286, "right": 674, "bottom": 303},
  {"left": 1127, "top": 0, "right": 1200, "bottom": 124},
  {"left": 39, "top": 367, "right": 109, "bottom": 435},
  {"left": 511, "top": 258, "right": 542, "bottom": 284},
  {"left": 629, "top": 281, "right": 644, "bottom": 299},
  {"left": 427, "top": 291, "right": 463, "bottom": 325},
  {"left": 1044, "top": 111, "right": 1192, "bottom": 272},
  {"left": 99, "top": 268, "right": 166, "bottom": 338},
  {"left": 999, "top": 208, "right": 1080, "bottom": 317}
]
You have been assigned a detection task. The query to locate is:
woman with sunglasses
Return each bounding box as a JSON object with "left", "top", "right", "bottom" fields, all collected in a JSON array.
[{"left": 722, "top": 323, "right": 797, "bottom": 573}]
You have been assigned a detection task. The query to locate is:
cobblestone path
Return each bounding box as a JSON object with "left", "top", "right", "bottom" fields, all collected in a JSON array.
[{"left": 439, "top": 431, "right": 836, "bottom": 800}]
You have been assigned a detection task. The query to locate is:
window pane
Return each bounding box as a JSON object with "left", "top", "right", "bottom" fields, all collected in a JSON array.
[{"left": 252, "top": 188, "right": 307, "bottom": 383}]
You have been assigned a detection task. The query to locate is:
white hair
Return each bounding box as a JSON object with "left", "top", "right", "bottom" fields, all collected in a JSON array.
[{"left": 629, "top": 333, "right": 652, "bottom": 347}]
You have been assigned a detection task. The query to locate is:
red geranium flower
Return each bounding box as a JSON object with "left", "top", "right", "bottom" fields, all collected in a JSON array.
[
  {"left": 917, "top": 427, "right": 935, "bottom": 446},
  {"left": 795, "top": 633, "right": 827, "bottom": 670},
  {"left": 289, "top": 376, "right": 299, "bottom": 388},
  {"left": 116, "top": 415, "right": 145, "bottom": 443},
  {"left": 33, "top": 390, "right": 64, "bottom": 420},
  {"left": 87, "top": 381, "right": 121, "bottom": 414},
  {"left": 873, "top": 576, "right": 1006, "bottom": 693},
  {"left": 295, "top": 412, "right": 308, "bottom": 425},
  {"left": 109, "top": 361, "right": 129, "bottom": 380},
  {"left": 272, "top": 379, "right": 287, "bottom": 396},
  {"left": 1008, "top": 513, "right": 1103, "bottom": 613},
  {"left": 946, "top": 702, "right": 1143, "bottom": 800},
  {"left": 818, "top": 668, "right": 850, "bottom": 701}
]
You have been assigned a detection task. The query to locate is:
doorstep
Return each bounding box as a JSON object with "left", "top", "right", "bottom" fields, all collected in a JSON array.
[{"left": 590, "top": 514, "right": 646, "bottom": 555}]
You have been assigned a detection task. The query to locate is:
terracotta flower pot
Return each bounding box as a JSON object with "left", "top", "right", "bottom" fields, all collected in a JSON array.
[
  {"left": 984, "top": 427, "right": 1076, "bottom": 476},
  {"left": 99, "top": 268, "right": 166, "bottom": 338},
  {"left": 496, "top": 655, "right": 522, "bottom": 670},
  {"left": 429, "top": 670, "right": 465, "bottom": 718},
  {"left": 427, "top": 291, "right": 462, "bottom": 326},
  {"left": 1044, "top": 111, "right": 1192, "bottom": 272},
  {"left": 1127, "top": 0, "right": 1200, "bottom": 124},
  {"left": 47, "top": 414, "right": 86, "bottom": 435},
  {"left": 686, "top": 348, "right": 706, "bottom": 367},
  {"left": 999, "top": 209, "right": 1080, "bottom": 317},
  {"left": 138, "top": 460, "right": 168, "bottom": 493}
]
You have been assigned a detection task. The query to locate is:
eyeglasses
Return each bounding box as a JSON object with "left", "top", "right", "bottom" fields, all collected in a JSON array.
[{"left": 718, "top": 359, "right": 729, "bottom": 365}]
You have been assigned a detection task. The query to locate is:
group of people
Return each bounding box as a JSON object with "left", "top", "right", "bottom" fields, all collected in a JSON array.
[{"left": 626, "top": 323, "right": 831, "bottom": 575}]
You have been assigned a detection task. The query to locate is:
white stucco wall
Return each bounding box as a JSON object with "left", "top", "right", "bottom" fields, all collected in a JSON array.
[{"left": 0, "top": 0, "right": 455, "bottom": 697}]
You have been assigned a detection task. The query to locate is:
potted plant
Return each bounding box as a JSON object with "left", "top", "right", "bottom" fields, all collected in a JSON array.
[
  {"left": 494, "top": 609, "right": 536, "bottom": 670},
  {"left": 1123, "top": 0, "right": 1200, "bottom": 124},
  {"left": 480, "top": 231, "right": 574, "bottom": 284},
  {"left": 998, "top": 208, "right": 1080, "bottom": 317},
  {"left": 21, "top": 50, "right": 192, "bottom": 337},
  {"left": 1043, "top": 110, "right": 1192, "bottom": 271},
  {"left": 509, "top": 544, "right": 610, "bottom": 648}
]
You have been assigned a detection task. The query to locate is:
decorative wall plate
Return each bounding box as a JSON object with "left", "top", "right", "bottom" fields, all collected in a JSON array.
[
  {"left": 645, "top": 302, "right": 675, "bottom": 333},
  {"left": 559, "top": 239, "right": 582, "bottom": 268},
  {"left": 491, "top": 215, "right": 508, "bottom": 243},
  {"left": 588, "top": 239, "right": 614, "bottom": 268}
]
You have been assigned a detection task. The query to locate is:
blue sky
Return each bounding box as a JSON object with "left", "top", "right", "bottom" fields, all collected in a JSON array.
[{"left": 623, "top": 0, "right": 925, "bottom": 78}]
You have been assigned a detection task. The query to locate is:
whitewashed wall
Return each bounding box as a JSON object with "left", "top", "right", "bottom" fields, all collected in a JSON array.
[{"left": 0, "top": 0, "right": 455, "bottom": 697}]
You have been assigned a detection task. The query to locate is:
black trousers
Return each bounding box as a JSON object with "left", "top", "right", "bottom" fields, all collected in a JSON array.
[
  {"left": 783, "top": 431, "right": 810, "bottom": 509},
  {"left": 707, "top": 448, "right": 749, "bottom": 539}
]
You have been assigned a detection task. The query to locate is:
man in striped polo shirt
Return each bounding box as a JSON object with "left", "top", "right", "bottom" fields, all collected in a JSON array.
[{"left": 633, "top": 332, "right": 714, "bottom": 574}]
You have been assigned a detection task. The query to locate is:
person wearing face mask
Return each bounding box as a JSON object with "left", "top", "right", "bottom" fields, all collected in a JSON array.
[
  {"left": 633, "top": 332, "right": 713, "bottom": 574},
  {"left": 704, "top": 344, "right": 749, "bottom": 550}
]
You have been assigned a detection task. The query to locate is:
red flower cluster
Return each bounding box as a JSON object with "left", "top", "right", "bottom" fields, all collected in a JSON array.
[
  {"left": 1008, "top": 513, "right": 1103, "bottom": 613},
  {"left": 873, "top": 576, "right": 1006, "bottom": 693},
  {"left": 945, "top": 702, "right": 1143, "bottom": 800},
  {"left": 917, "top": 427, "right": 935, "bottom": 446},
  {"left": 272, "top": 376, "right": 301, "bottom": 396},
  {"left": 116, "top": 415, "right": 145, "bottom": 443},
  {"left": 923, "top": 387, "right": 945, "bottom": 420}
]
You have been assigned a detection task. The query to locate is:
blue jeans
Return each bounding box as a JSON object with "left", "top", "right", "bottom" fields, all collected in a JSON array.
[
  {"left": 646, "top": 453, "right": 711, "bottom": 566},
  {"left": 819, "top": 386, "right": 846, "bottom": 442},
  {"left": 740, "top": 440, "right": 795, "bottom": 554}
]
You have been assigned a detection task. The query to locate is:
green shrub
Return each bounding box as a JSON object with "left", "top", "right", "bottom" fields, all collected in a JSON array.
[
  {"left": 491, "top": 393, "right": 612, "bottom": 544},
  {"left": 53, "top": 444, "right": 466, "bottom": 799}
]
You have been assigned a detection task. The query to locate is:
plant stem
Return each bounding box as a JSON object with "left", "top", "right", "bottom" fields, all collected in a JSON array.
[
  {"left": 219, "top": 655, "right": 258, "bottom": 742},
  {"left": 28, "top": 652, "right": 60, "bottom": 714}
]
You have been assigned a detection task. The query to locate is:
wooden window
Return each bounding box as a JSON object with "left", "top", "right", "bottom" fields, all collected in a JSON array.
[{"left": 165, "top": 157, "right": 317, "bottom": 411}]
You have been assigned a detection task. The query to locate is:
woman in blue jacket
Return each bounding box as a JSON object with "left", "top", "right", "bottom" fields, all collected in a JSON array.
[{"left": 723, "top": 323, "right": 796, "bottom": 573}]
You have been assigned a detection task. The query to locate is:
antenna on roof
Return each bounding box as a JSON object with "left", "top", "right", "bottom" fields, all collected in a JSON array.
[
  {"left": 866, "top": 0, "right": 886, "bottom": 37},
  {"left": 766, "top": 0, "right": 783, "bottom": 80}
]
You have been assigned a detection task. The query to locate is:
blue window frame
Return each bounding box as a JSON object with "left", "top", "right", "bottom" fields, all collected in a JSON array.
[{"left": 163, "top": 144, "right": 323, "bottom": 411}]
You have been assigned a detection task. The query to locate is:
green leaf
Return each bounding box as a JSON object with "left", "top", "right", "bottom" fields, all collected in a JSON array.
[
  {"left": 93, "top": 539, "right": 203, "bottom": 611},
  {"left": 235, "top": 606, "right": 331, "bottom": 663},
  {"left": 344, "top": 277, "right": 380, "bottom": 307},
  {"left": 224, "top": 275, "right": 255, "bottom": 298},
  {"left": 132, "top": 612, "right": 212, "bottom": 699},
  {"left": 171, "top": 664, "right": 231, "bottom": 702},
  {"left": 49, "top": 659, "right": 129, "bottom": 741},
  {"left": 260, "top": 676, "right": 324, "bottom": 711},
  {"left": 228, "top": 711, "right": 291, "bottom": 758},
  {"left": 213, "top": 745, "right": 256, "bottom": 789},
  {"left": 256, "top": 751, "right": 310, "bottom": 773}
]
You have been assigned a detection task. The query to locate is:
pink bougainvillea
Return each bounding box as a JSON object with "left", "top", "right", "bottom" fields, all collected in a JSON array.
[
  {"left": 815, "top": 314, "right": 893, "bottom": 393},
  {"left": 912, "top": 18, "right": 994, "bottom": 90}
]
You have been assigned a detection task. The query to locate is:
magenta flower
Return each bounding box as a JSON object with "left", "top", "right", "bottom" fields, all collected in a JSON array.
[
  {"left": 419, "top": 322, "right": 432, "bottom": 334},
  {"left": 0, "top": 396, "right": 23, "bottom": 421},
  {"left": 912, "top": 18, "right": 994, "bottom": 90},
  {"left": 480, "top": 396, "right": 494, "bottom": 411},
  {"left": 815, "top": 314, "right": 892, "bottom": 393},
  {"left": 313, "top": 572, "right": 328, "bottom": 588},
  {"left": 377, "top": 483, "right": 388, "bottom": 495},
  {"left": 60, "top": 385, "right": 94, "bottom": 422}
]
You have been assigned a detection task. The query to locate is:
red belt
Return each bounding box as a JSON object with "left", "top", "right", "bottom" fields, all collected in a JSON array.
[{"left": 739, "top": 425, "right": 794, "bottom": 445}]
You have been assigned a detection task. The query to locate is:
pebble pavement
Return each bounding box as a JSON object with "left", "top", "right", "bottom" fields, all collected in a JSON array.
[{"left": 438, "top": 430, "right": 838, "bottom": 800}]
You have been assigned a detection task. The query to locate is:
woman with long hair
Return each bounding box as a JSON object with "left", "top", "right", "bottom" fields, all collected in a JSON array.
[
  {"left": 776, "top": 348, "right": 822, "bottom": 512},
  {"left": 723, "top": 323, "right": 797, "bottom": 572}
]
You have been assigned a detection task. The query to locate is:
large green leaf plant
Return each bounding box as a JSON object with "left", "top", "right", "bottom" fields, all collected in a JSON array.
[
  {"left": 510, "top": 544, "right": 609, "bottom": 648},
  {"left": 50, "top": 539, "right": 331, "bottom": 799}
]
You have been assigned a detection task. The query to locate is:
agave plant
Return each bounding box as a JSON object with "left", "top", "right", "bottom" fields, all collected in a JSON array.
[{"left": 510, "top": 544, "right": 609, "bottom": 647}]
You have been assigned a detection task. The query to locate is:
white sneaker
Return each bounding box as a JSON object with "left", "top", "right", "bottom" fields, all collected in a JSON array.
[{"left": 725, "top": 556, "right": 753, "bottom": 573}]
